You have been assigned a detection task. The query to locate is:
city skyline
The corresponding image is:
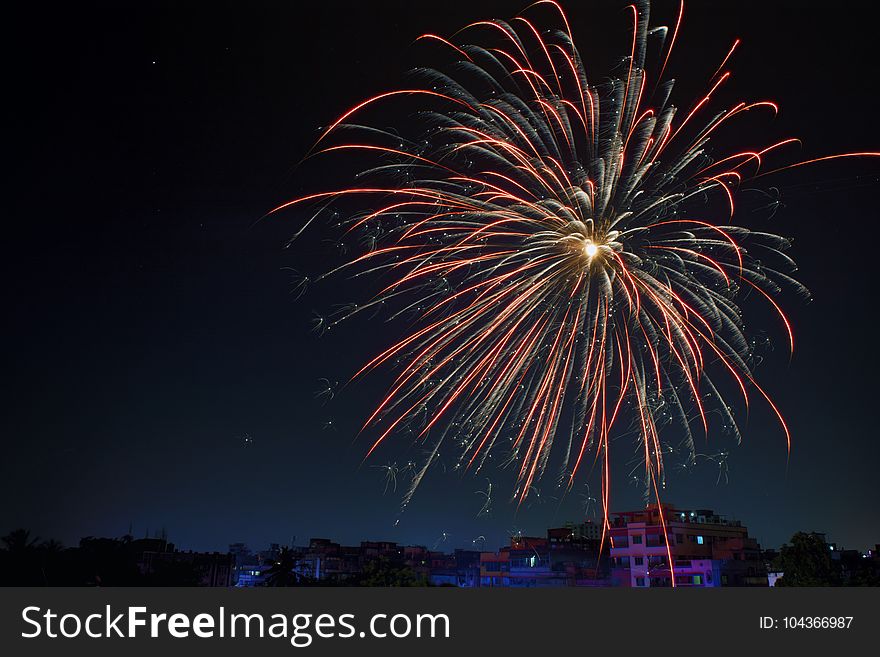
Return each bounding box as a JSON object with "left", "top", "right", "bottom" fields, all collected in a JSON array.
[{"left": 9, "top": 498, "right": 876, "bottom": 559}]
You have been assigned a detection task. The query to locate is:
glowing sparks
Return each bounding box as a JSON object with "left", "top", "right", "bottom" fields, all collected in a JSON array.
[{"left": 276, "top": 0, "right": 879, "bottom": 585}]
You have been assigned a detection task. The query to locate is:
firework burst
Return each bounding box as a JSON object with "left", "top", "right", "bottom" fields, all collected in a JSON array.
[{"left": 274, "top": 0, "right": 878, "bottom": 580}]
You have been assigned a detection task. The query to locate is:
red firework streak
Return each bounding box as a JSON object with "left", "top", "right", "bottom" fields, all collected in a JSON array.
[{"left": 272, "top": 1, "right": 879, "bottom": 586}]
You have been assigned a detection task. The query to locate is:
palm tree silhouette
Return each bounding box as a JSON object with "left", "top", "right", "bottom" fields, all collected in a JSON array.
[
  {"left": 261, "top": 547, "right": 300, "bottom": 587},
  {"left": 2, "top": 528, "right": 40, "bottom": 554}
]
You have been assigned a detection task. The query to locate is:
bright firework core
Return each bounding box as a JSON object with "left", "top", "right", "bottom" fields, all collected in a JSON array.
[{"left": 584, "top": 241, "right": 599, "bottom": 259}]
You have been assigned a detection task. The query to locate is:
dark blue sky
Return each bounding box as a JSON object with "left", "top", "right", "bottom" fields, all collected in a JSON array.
[{"left": 4, "top": 0, "right": 879, "bottom": 554}]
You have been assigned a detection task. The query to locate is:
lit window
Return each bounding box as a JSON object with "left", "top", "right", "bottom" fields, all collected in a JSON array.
[
  {"left": 693, "top": 575, "right": 702, "bottom": 585},
  {"left": 697, "top": 536, "right": 704, "bottom": 545}
]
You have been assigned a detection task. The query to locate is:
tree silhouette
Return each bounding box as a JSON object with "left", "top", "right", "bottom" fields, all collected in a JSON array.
[
  {"left": 2, "top": 529, "right": 40, "bottom": 554},
  {"left": 773, "top": 532, "right": 840, "bottom": 586},
  {"left": 0, "top": 529, "right": 43, "bottom": 585},
  {"left": 355, "top": 557, "right": 428, "bottom": 587},
  {"left": 261, "top": 547, "right": 301, "bottom": 587}
]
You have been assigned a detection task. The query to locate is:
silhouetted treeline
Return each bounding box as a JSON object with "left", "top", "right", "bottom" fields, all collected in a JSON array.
[
  {"left": 0, "top": 529, "right": 202, "bottom": 586},
  {"left": 1, "top": 530, "right": 431, "bottom": 587},
  {"left": 772, "top": 532, "right": 879, "bottom": 587}
]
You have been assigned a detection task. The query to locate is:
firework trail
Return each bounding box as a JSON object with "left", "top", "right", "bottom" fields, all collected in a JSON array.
[
  {"left": 373, "top": 461, "right": 400, "bottom": 494},
  {"left": 273, "top": 0, "right": 878, "bottom": 582},
  {"left": 475, "top": 478, "right": 493, "bottom": 517}
]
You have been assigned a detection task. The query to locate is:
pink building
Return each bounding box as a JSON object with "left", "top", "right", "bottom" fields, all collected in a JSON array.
[{"left": 608, "top": 504, "right": 767, "bottom": 587}]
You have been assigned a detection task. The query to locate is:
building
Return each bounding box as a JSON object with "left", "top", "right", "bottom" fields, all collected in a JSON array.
[
  {"left": 480, "top": 528, "right": 607, "bottom": 587},
  {"left": 232, "top": 504, "right": 782, "bottom": 588},
  {"left": 557, "top": 520, "right": 603, "bottom": 542},
  {"left": 294, "top": 538, "right": 362, "bottom": 582},
  {"left": 425, "top": 550, "right": 481, "bottom": 587},
  {"left": 608, "top": 504, "right": 767, "bottom": 587},
  {"left": 134, "top": 539, "right": 235, "bottom": 587},
  {"left": 479, "top": 547, "right": 511, "bottom": 587}
]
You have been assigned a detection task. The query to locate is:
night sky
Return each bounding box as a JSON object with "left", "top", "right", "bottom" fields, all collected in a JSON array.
[{"left": 5, "top": 1, "right": 879, "bottom": 555}]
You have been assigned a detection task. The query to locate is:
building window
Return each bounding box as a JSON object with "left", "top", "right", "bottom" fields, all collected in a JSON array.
[
  {"left": 634, "top": 557, "right": 644, "bottom": 566},
  {"left": 697, "top": 536, "right": 704, "bottom": 545},
  {"left": 693, "top": 575, "right": 702, "bottom": 585},
  {"left": 635, "top": 576, "right": 645, "bottom": 587},
  {"left": 632, "top": 535, "right": 643, "bottom": 544},
  {"left": 675, "top": 534, "right": 684, "bottom": 544}
]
